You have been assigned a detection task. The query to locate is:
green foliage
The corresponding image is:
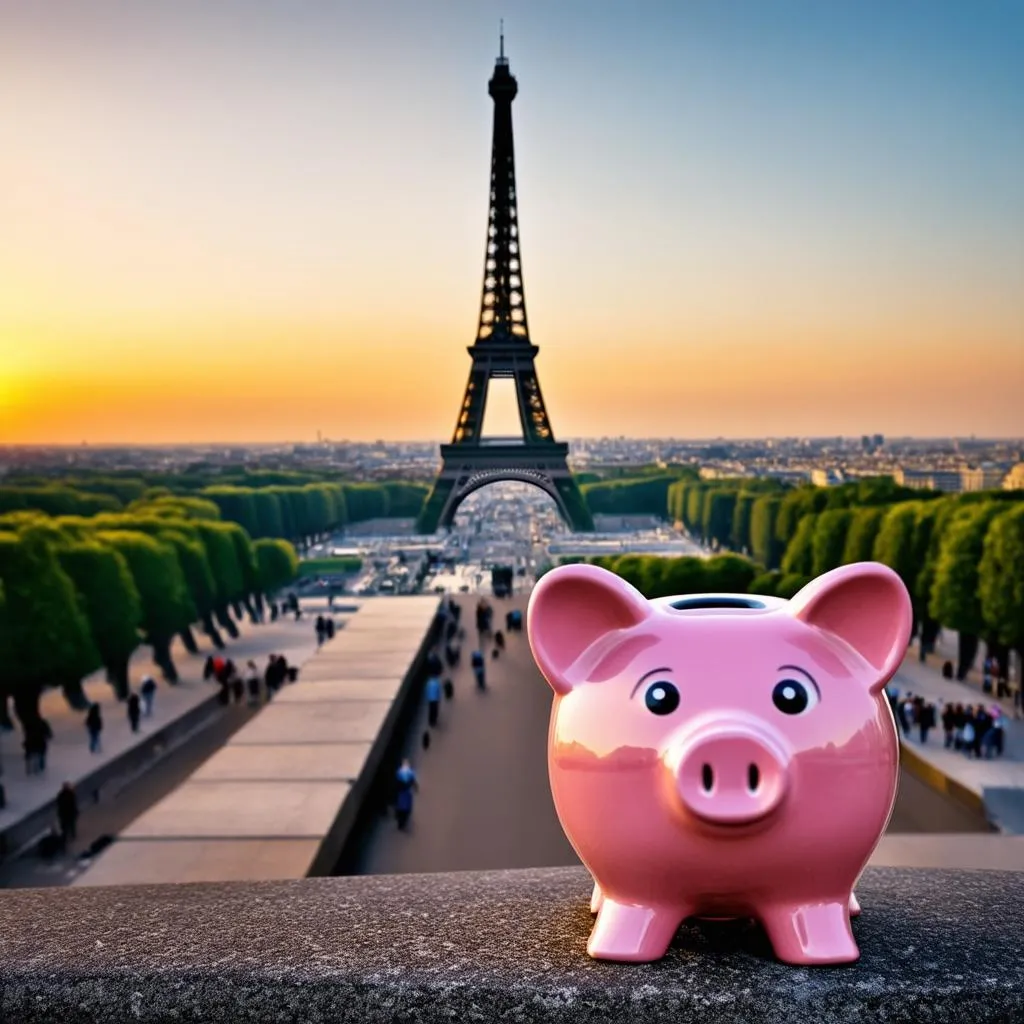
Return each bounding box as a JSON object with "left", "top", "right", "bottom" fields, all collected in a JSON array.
[
  {"left": 749, "top": 495, "right": 782, "bottom": 570},
  {"left": 0, "top": 530, "right": 100, "bottom": 694},
  {"left": 811, "top": 509, "right": 854, "bottom": 576},
  {"left": 684, "top": 484, "right": 706, "bottom": 537},
  {"left": 871, "top": 502, "right": 922, "bottom": 592},
  {"left": 703, "top": 553, "right": 758, "bottom": 593},
  {"left": 98, "top": 530, "right": 193, "bottom": 641},
  {"left": 380, "top": 481, "right": 429, "bottom": 518},
  {"left": 730, "top": 492, "right": 757, "bottom": 553},
  {"left": 750, "top": 570, "right": 783, "bottom": 596},
  {"left": 190, "top": 521, "right": 246, "bottom": 605},
  {"left": 343, "top": 482, "right": 390, "bottom": 521},
  {"left": 842, "top": 506, "right": 888, "bottom": 563},
  {"left": 775, "top": 573, "right": 814, "bottom": 600},
  {"left": 56, "top": 541, "right": 143, "bottom": 672},
  {"left": 201, "top": 486, "right": 261, "bottom": 536},
  {"left": 702, "top": 490, "right": 737, "bottom": 548},
  {"left": 0, "top": 486, "right": 121, "bottom": 517},
  {"left": 781, "top": 513, "right": 818, "bottom": 575},
  {"left": 254, "top": 538, "right": 300, "bottom": 592},
  {"left": 979, "top": 505, "right": 1024, "bottom": 651},
  {"left": 136, "top": 495, "right": 222, "bottom": 520},
  {"left": 580, "top": 474, "right": 681, "bottom": 517},
  {"left": 929, "top": 503, "right": 1004, "bottom": 638},
  {"left": 775, "top": 487, "right": 827, "bottom": 548}
]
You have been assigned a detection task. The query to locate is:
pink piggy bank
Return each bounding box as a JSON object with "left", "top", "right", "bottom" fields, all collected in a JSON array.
[{"left": 527, "top": 560, "right": 912, "bottom": 966}]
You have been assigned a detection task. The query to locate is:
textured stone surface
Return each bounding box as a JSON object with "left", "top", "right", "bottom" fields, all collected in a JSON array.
[
  {"left": 2, "top": 866, "right": 1022, "bottom": 1022},
  {"left": 227, "top": 700, "right": 393, "bottom": 744},
  {"left": 120, "top": 779, "right": 353, "bottom": 838},
  {"left": 72, "top": 838, "right": 319, "bottom": 887}
]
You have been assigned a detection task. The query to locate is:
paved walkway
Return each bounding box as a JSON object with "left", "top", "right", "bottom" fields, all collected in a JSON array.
[
  {"left": 0, "top": 610, "right": 320, "bottom": 854},
  {"left": 338, "top": 597, "right": 986, "bottom": 879},
  {"left": 892, "top": 646, "right": 1024, "bottom": 834},
  {"left": 73, "top": 596, "right": 439, "bottom": 887}
]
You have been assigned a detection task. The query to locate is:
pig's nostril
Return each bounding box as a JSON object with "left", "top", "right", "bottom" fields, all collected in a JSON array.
[
  {"left": 701, "top": 764, "right": 714, "bottom": 792},
  {"left": 748, "top": 764, "right": 760, "bottom": 792}
]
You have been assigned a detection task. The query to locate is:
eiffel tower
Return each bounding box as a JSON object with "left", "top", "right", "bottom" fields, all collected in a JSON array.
[{"left": 416, "top": 32, "right": 594, "bottom": 534}]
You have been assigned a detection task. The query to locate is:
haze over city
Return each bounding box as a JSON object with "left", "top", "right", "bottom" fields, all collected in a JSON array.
[{"left": 2, "top": 0, "right": 1022, "bottom": 445}]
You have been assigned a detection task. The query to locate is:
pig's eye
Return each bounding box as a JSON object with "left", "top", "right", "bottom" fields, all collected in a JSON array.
[
  {"left": 644, "top": 681, "right": 680, "bottom": 716},
  {"left": 772, "top": 678, "right": 816, "bottom": 716}
]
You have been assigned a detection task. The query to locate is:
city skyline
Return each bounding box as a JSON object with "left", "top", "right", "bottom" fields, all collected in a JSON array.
[{"left": 2, "top": 1, "right": 1023, "bottom": 444}]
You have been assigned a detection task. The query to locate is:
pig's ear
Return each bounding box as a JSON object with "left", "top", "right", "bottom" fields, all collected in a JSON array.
[
  {"left": 788, "top": 562, "right": 912, "bottom": 692},
  {"left": 527, "top": 563, "right": 652, "bottom": 695}
]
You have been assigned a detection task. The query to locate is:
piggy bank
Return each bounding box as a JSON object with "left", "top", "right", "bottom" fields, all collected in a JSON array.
[{"left": 526, "top": 560, "right": 912, "bottom": 965}]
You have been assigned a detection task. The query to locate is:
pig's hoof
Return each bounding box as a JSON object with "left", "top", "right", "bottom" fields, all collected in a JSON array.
[
  {"left": 848, "top": 892, "right": 861, "bottom": 917},
  {"left": 590, "top": 882, "right": 604, "bottom": 915},
  {"left": 587, "top": 900, "right": 681, "bottom": 963},
  {"left": 760, "top": 901, "right": 859, "bottom": 965}
]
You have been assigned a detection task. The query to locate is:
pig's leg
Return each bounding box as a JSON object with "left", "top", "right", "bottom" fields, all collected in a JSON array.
[
  {"left": 587, "top": 898, "right": 683, "bottom": 962},
  {"left": 759, "top": 899, "right": 859, "bottom": 965},
  {"left": 848, "top": 892, "right": 861, "bottom": 917},
  {"left": 590, "top": 881, "right": 604, "bottom": 914}
]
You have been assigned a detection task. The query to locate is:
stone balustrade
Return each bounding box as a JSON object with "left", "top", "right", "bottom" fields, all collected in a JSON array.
[{"left": 2, "top": 863, "right": 1022, "bottom": 1022}]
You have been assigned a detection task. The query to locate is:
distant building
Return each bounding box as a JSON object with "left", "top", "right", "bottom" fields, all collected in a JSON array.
[
  {"left": 960, "top": 466, "right": 1009, "bottom": 492},
  {"left": 1003, "top": 463, "right": 1024, "bottom": 490},
  {"left": 811, "top": 468, "right": 844, "bottom": 487}
]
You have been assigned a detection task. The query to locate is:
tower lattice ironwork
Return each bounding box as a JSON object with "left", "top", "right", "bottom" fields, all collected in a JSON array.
[{"left": 417, "top": 33, "right": 594, "bottom": 534}]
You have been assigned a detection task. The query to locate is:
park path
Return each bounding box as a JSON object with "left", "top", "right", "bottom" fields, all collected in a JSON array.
[
  {"left": 0, "top": 609, "right": 321, "bottom": 852},
  {"left": 892, "top": 640, "right": 1024, "bottom": 833},
  {"left": 341, "top": 597, "right": 989, "bottom": 879},
  {"left": 339, "top": 594, "right": 579, "bottom": 874}
]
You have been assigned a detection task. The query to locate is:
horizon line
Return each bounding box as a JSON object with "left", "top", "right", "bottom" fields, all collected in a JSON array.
[{"left": 1, "top": 435, "right": 1022, "bottom": 450}]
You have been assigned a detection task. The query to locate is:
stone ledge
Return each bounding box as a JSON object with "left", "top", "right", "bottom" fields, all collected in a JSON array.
[{"left": 1, "top": 865, "right": 1023, "bottom": 1023}]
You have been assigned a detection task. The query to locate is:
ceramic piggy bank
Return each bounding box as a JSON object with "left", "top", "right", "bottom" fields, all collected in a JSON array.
[{"left": 527, "top": 560, "right": 912, "bottom": 966}]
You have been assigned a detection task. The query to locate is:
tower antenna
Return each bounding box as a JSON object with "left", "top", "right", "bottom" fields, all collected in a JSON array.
[{"left": 500, "top": 19, "right": 504, "bottom": 59}]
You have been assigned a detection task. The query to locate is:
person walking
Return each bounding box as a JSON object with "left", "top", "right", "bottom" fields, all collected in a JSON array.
[
  {"left": 471, "top": 649, "right": 486, "bottom": 690},
  {"left": 127, "top": 692, "right": 141, "bottom": 733},
  {"left": 85, "top": 703, "right": 103, "bottom": 754},
  {"left": 56, "top": 782, "right": 78, "bottom": 849},
  {"left": 425, "top": 674, "right": 442, "bottom": 727},
  {"left": 245, "top": 660, "right": 261, "bottom": 706},
  {"left": 394, "top": 759, "right": 419, "bottom": 830},
  {"left": 140, "top": 676, "right": 157, "bottom": 717}
]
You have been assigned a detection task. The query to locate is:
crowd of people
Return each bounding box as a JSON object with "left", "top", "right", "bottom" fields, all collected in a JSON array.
[
  {"left": 389, "top": 595, "right": 524, "bottom": 830},
  {"left": 888, "top": 688, "right": 1007, "bottom": 759}
]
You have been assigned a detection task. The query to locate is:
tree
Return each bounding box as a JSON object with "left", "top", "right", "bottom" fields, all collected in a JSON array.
[
  {"left": 703, "top": 490, "right": 738, "bottom": 550},
  {"left": 810, "top": 509, "right": 853, "bottom": 576},
  {"left": 684, "top": 485, "right": 706, "bottom": 540},
  {"left": 660, "top": 557, "right": 709, "bottom": 596},
  {"left": 56, "top": 540, "right": 143, "bottom": 699},
  {"left": 775, "top": 487, "right": 827, "bottom": 549},
  {"left": 979, "top": 505, "right": 1024, "bottom": 664},
  {"left": 191, "top": 521, "right": 246, "bottom": 638},
  {"left": 929, "top": 503, "right": 1004, "bottom": 680},
  {"left": 775, "top": 573, "right": 814, "bottom": 600},
  {"left": 97, "top": 530, "right": 192, "bottom": 682},
  {"left": 0, "top": 530, "right": 100, "bottom": 717},
  {"left": 842, "top": 505, "right": 888, "bottom": 563},
  {"left": 731, "top": 492, "right": 757, "bottom": 554},
  {"left": 915, "top": 497, "right": 962, "bottom": 657},
  {"left": 749, "top": 495, "right": 782, "bottom": 570},
  {"left": 749, "top": 570, "right": 783, "bottom": 597},
  {"left": 224, "top": 523, "right": 261, "bottom": 621},
  {"left": 252, "top": 489, "right": 284, "bottom": 539},
  {"left": 872, "top": 502, "right": 923, "bottom": 628},
  {"left": 781, "top": 514, "right": 818, "bottom": 576},
  {"left": 703, "top": 553, "right": 758, "bottom": 593},
  {"left": 254, "top": 538, "right": 299, "bottom": 594}
]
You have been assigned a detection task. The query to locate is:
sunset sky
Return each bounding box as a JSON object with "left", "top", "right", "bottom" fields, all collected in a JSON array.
[{"left": 2, "top": 1, "right": 1022, "bottom": 444}]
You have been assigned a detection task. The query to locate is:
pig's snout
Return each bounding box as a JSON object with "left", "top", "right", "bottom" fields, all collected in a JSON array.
[{"left": 676, "top": 727, "right": 789, "bottom": 827}]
